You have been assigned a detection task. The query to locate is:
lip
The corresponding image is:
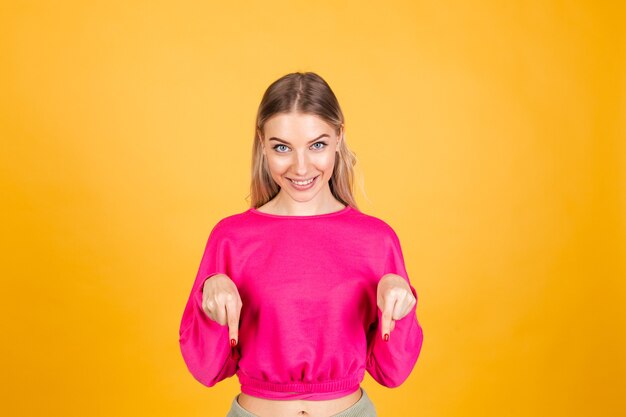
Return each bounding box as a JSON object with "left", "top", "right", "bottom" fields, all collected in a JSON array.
[{"left": 287, "top": 175, "right": 319, "bottom": 191}]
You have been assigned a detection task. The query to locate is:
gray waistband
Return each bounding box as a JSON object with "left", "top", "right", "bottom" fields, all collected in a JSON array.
[{"left": 226, "top": 387, "right": 377, "bottom": 417}]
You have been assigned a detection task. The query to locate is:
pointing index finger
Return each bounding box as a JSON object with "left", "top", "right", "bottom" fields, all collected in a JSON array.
[
  {"left": 225, "top": 297, "right": 240, "bottom": 347},
  {"left": 381, "top": 291, "right": 397, "bottom": 342}
]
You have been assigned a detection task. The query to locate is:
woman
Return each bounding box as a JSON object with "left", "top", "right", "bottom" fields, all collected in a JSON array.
[{"left": 179, "top": 72, "right": 424, "bottom": 417}]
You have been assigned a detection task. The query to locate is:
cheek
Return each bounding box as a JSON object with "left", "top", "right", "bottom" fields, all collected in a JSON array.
[
  {"left": 315, "top": 153, "right": 336, "bottom": 172},
  {"left": 266, "top": 157, "right": 290, "bottom": 174}
]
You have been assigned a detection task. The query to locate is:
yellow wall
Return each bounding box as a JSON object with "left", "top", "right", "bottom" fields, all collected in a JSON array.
[{"left": 1, "top": 1, "right": 624, "bottom": 416}]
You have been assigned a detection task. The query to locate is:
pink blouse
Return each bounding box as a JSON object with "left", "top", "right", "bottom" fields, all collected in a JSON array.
[{"left": 179, "top": 205, "right": 424, "bottom": 400}]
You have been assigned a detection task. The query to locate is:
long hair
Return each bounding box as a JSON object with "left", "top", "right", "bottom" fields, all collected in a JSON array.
[{"left": 248, "top": 72, "right": 360, "bottom": 209}]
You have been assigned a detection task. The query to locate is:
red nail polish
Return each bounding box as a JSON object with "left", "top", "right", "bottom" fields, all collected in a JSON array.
[
  {"left": 384, "top": 333, "right": 389, "bottom": 342},
  {"left": 230, "top": 339, "right": 237, "bottom": 347}
]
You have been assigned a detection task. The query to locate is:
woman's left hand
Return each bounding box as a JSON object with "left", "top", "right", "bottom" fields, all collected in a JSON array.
[{"left": 377, "top": 273, "right": 417, "bottom": 341}]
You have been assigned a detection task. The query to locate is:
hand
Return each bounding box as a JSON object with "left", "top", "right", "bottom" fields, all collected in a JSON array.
[
  {"left": 201, "top": 274, "right": 242, "bottom": 347},
  {"left": 377, "top": 273, "right": 416, "bottom": 342}
]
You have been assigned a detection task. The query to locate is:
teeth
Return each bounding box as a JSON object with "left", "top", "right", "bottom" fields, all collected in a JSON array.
[{"left": 290, "top": 177, "right": 315, "bottom": 185}]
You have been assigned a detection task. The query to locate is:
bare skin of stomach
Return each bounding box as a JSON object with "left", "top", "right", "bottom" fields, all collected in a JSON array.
[{"left": 236, "top": 387, "right": 363, "bottom": 417}]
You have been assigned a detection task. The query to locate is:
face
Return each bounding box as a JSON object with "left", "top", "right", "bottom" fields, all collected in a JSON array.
[{"left": 259, "top": 112, "right": 342, "bottom": 205}]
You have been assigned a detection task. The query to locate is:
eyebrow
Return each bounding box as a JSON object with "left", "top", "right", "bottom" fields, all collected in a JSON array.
[{"left": 268, "top": 134, "right": 330, "bottom": 145}]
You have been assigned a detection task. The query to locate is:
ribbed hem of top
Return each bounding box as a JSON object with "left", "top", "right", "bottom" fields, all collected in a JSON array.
[{"left": 237, "top": 370, "right": 365, "bottom": 400}]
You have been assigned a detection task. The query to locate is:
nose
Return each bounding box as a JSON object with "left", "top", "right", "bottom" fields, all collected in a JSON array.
[{"left": 292, "top": 150, "right": 309, "bottom": 176}]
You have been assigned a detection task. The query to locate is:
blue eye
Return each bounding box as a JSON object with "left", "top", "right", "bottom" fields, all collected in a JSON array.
[{"left": 272, "top": 142, "right": 327, "bottom": 153}]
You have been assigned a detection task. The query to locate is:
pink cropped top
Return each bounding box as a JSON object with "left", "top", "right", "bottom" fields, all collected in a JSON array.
[{"left": 178, "top": 205, "right": 424, "bottom": 400}]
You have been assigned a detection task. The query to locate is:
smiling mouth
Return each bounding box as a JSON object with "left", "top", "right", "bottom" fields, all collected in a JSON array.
[{"left": 288, "top": 175, "right": 319, "bottom": 185}]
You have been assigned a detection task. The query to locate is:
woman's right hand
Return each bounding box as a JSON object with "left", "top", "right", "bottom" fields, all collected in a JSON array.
[{"left": 201, "top": 274, "right": 242, "bottom": 346}]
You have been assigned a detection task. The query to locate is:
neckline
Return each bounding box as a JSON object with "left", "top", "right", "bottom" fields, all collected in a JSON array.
[{"left": 248, "top": 205, "right": 352, "bottom": 219}]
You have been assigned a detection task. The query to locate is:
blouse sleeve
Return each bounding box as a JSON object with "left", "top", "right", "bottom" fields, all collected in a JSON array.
[
  {"left": 178, "top": 220, "right": 240, "bottom": 387},
  {"left": 366, "top": 226, "right": 424, "bottom": 387}
]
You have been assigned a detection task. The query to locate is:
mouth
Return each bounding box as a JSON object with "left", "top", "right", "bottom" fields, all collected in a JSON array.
[{"left": 287, "top": 175, "right": 320, "bottom": 190}]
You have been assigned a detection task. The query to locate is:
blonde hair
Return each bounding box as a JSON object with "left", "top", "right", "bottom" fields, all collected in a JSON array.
[{"left": 247, "top": 72, "right": 360, "bottom": 210}]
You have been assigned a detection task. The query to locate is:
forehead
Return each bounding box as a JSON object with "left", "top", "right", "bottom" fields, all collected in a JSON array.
[{"left": 263, "top": 112, "right": 334, "bottom": 136}]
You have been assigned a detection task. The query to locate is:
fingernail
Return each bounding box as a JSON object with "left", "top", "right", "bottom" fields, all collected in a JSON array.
[
  {"left": 384, "top": 333, "right": 389, "bottom": 342},
  {"left": 230, "top": 339, "right": 237, "bottom": 347}
]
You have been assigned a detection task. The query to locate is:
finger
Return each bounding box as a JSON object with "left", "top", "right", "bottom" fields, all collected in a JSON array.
[
  {"left": 225, "top": 297, "right": 240, "bottom": 346},
  {"left": 214, "top": 299, "right": 226, "bottom": 325},
  {"left": 399, "top": 290, "right": 417, "bottom": 318},
  {"left": 381, "top": 291, "right": 397, "bottom": 342},
  {"left": 203, "top": 299, "right": 214, "bottom": 318},
  {"left": 392, "top": 293, "right": 404, "bottom": 320}
]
